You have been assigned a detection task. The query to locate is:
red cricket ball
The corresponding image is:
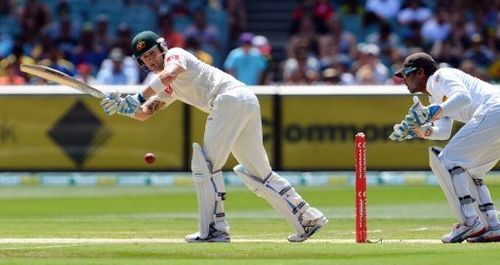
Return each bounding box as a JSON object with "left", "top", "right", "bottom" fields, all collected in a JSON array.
[{"left": 144, "top": 152, "right": 156, "bottom": 164}]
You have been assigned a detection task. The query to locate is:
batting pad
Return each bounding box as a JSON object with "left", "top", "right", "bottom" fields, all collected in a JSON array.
[
  {"left": 192, "top": 143, "right": 228, "bottom": 238},
  {"left": 429, "top": 146, "right": 488, "bottom": 226},
  {"left": 233, "top": 164, "right": 323, "bottom": 235}
]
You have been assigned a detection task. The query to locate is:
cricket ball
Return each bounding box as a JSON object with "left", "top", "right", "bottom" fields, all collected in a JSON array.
[{"left": 144, "top": 152, "right": 156, "bottom": 164}]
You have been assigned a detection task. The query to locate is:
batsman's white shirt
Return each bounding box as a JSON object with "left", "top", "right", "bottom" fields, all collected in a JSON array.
[
  {"left": 150, "top": 47, "right": 272, "bottom": 178},
  {"left": 426, "top": 68, "right": 500, "bottom": 176}
]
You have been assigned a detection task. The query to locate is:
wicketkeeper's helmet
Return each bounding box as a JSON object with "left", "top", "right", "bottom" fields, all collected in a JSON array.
[{"left": 394, "top": 52, "right": 438, "bottom": 78}]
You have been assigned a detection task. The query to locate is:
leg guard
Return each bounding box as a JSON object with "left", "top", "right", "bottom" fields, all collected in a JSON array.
[
  {"left": 471, "top": 177, "right": 499, "bottom": 229},
  {"left": 429, "top": 147, "right": 486, "bottom": 226},
  {"left": 429, "top": 147, "right": 470, "bottom": 224},
  {"left": 233, "top": 164, "right": 327, "bottom": 242},
  {"left": 190, "top": 143, "right": 229, "bottom": 240}
]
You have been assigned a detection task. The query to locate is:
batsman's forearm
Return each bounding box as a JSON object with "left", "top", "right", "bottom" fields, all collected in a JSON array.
[
  {"left": 132, "top": 109, "right": 153, "bottom": 121},
  {"left": 142, "top": 86, "right": 157, "bottom": 100}
]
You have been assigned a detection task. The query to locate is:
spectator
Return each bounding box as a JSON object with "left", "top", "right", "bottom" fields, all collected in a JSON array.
[
  {"left": 74, "top": 23, "right": 107, "bottom": 71},
  {"left": 96, "top": 48, "right": 137, "bottom": 85},
  {"left": 459, "top": 59, "right": 480, "bottom": 77},
  {"left": 44, "top": 18, "right": 79, "bottom": 61},
  {"left": 332, "top": 59, "right": 356, "bottom": 85},
  {"left": 291, "top": 0, "right": 334, "bottom": 34},
  {"left": 431, "top": 39, "right": 463, "bottom": 68},
  {"left": 252, "top": 35, "right": 273, "bottom": 84},
  {"left": 386, "top": 48, "right": 407, "bottom": 85},
  {"left": 336, "top": 0, "right": 364, "bottom": 38},
  {"left": 224, "top": 32, "right": 266, "bottom": 85},
  {"left": 226, "top": 0, "right": 247, "bottom": 42},
  {"left": 30, "top": 34, "right": 53, "bottom": 62},
  {"left": 401, "top": 21, "right": 424, "bottom": 49},
  {"left": 158, "top": 12, "right": 185, "bottom": 48},
  {"left": 489, "top": 55, "right": 500, "bottom": 82},
  {"left": 366, "top": 21, "right": 400, "bottom": 65},
  {"left": 94, "top": 14, "right": 112, "bottom": 53},
  {"left": 291, "top": 0, "right": 314, "bottom": 35},
  {"left": 185, "top": 8, "right": 221, "bottom": 66},
  {"left": 319, "top": 18, "right": 357, "bottom": 61},
  {"left": 282, "top": 41, "right": 320, "bottom": 84},
  {"left": 287, "top": 15, "right": 319, "bottom": 59},
  {"left": 0, "top": 33, "right": 13, "bottom": 59},
  {"left": 185, "top": 36, "right": 213, "bottom": 65},
  {"left": 356, "top": 64, "right": 378, "bottom": 84},
  {"left": 421, "top": 8, "right": 452, "bottom": 44},
  {"left": 113, "top": 23, "right": 133, "bottom": 56},
  {"left": 463, "top": 34, "right": 495, "bottom": 68},
  {"left": 38, "top": 45, "right": 75, "bottom": 76},
  {"left": 397, "top": 0, "right": 432, "bottom": 26},
  {"left": 353, "top": 43, "right": 390, "bottom": 84},
  {"left": 17, "top": 0, "right": 50, "bottom": 42},
  {"left": 464, "top": 8, "right": 489, "bottom": 41},
  {"left": 364, "top": 0, "right": 401, "bottom": 26},
  {"left": 0, "top": 60, "right": 26, "bottom": 85},
  {"left": 0, "top": 40, "right": 35, "bottom": 78},
  {"left": 75, "top": 63, "right": 97, "bottom": 85},
  {"left": 321, "top": 67, "right": 341, "bottom": 84}
]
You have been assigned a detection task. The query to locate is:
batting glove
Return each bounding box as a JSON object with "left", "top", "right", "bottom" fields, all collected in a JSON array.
[
  {"left": 100, "top": 91, "right": 122, "bottom": 115},
  {"left": 117, "top": 93, "right": 145, "bottom": 117}
]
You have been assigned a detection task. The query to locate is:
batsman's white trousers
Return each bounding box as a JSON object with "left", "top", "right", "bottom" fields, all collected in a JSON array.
[
  {"left": 203, "top": 87, "right": 272, "bottom": 178},
  {"left": 439, "top": 102, "right": 500, "bottom": 176}
]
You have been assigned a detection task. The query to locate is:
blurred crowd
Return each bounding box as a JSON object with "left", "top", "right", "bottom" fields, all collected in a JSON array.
[
  {"left": 283, "top": 0, "right": 500, "bottom": 85},
  {"left": 0, "top": 0, "right": 246, "bottom": 85},
  {"left": 0, "top": 0, "right": 499, "bottom": 86}
]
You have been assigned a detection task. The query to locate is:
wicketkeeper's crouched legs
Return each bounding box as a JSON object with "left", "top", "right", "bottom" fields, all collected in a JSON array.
[
  {"left": 234, "top": 164, "right": 328, "bottom": 242},
  {"left": 467, "top": 177, "right": 500, "bottom": 242},
  {"left": 186, "top": 143, "right": 230, "bottom": 243}
]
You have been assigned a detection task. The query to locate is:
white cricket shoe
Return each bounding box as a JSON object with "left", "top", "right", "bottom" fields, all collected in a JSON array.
[
  {"left": 441, "top": 217, "right": 485, "bottom": 243},
  {"left": 287, "top": 216, "right": 328, "bottom": 242},
  {"left": 467, "top": 225, "right": 500, "bottom": 243},
  {"left": 185, "top": 230, "right": 230, "bottom": 243}
]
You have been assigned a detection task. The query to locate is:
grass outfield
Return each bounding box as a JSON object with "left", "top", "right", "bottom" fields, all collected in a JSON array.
[{"left": 1, "top": 184, "right": 500, "bottom": 264}]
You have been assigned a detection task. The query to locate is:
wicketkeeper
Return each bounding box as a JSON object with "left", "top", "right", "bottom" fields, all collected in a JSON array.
[
  {"left": 390, "top": 52, "right": 500, "bottom": 243},
  {"left": 100, "top": 31, "right": 328, "bottom": 242}
]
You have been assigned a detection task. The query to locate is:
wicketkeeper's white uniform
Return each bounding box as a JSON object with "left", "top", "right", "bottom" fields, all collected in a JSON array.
[
  {"left": 150, "top": 47, "right": 326, "bottom": 242},
  {"left": 425, "top": 67, "right": 500, "bottom": 242},
  {"left": 426, "top": 68, "right": 500, "bottom": 176}
]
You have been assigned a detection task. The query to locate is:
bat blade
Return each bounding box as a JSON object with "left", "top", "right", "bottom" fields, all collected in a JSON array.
[{"left": 20, "top": 64, "right": 107, "bottom": 98}]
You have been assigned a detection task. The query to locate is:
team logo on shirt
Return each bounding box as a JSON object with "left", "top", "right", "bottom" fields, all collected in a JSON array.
[
  {"left": 136, "top": 41, "right": 146, "bottom": 51},
  {"left": 166, "top": 55, "right": 180, "bottom": 62},
  {"left": 164, "top": 85, "right": 174, "bottom": 95}
]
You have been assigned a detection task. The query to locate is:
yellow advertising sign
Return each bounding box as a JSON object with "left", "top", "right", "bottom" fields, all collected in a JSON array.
[
  {"left": 1, "top": 92, "right": 495, "bottom": 171},
  {"left": 281, "top": 95, "right": 445, "bottom": 170},
  {"left": 0, "top": 96, "right": 184, "bottom": 170}
]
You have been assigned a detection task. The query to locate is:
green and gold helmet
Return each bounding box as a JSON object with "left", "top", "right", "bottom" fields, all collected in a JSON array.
[{"left": 131, "top": 30, "right": 167, "bottom": 66}]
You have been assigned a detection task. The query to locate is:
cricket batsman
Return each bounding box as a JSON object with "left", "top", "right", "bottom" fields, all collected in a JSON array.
[
  {"left": 390, "top": 52, "right": 500, "bottom": 243},
  {"left": 100, "top": 31, "right": 328, "bottom": 242}
]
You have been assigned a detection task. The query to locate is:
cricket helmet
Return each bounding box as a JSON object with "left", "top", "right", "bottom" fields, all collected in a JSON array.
[{"left": 131, "top": 30, "right": 167, "bottom": 66}]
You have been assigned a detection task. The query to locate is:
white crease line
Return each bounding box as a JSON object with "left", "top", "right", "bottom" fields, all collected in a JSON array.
[
  {"left": 0, "top": 244, "right": 85, "bottom": 250},
  {"left": 0, "top": 238, "right": 443, "bottom": 244}
]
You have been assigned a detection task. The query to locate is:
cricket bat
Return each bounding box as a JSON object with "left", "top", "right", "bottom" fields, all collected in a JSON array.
[{"left": 20, "top": 64, "right": 106, "bottom": 98}]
